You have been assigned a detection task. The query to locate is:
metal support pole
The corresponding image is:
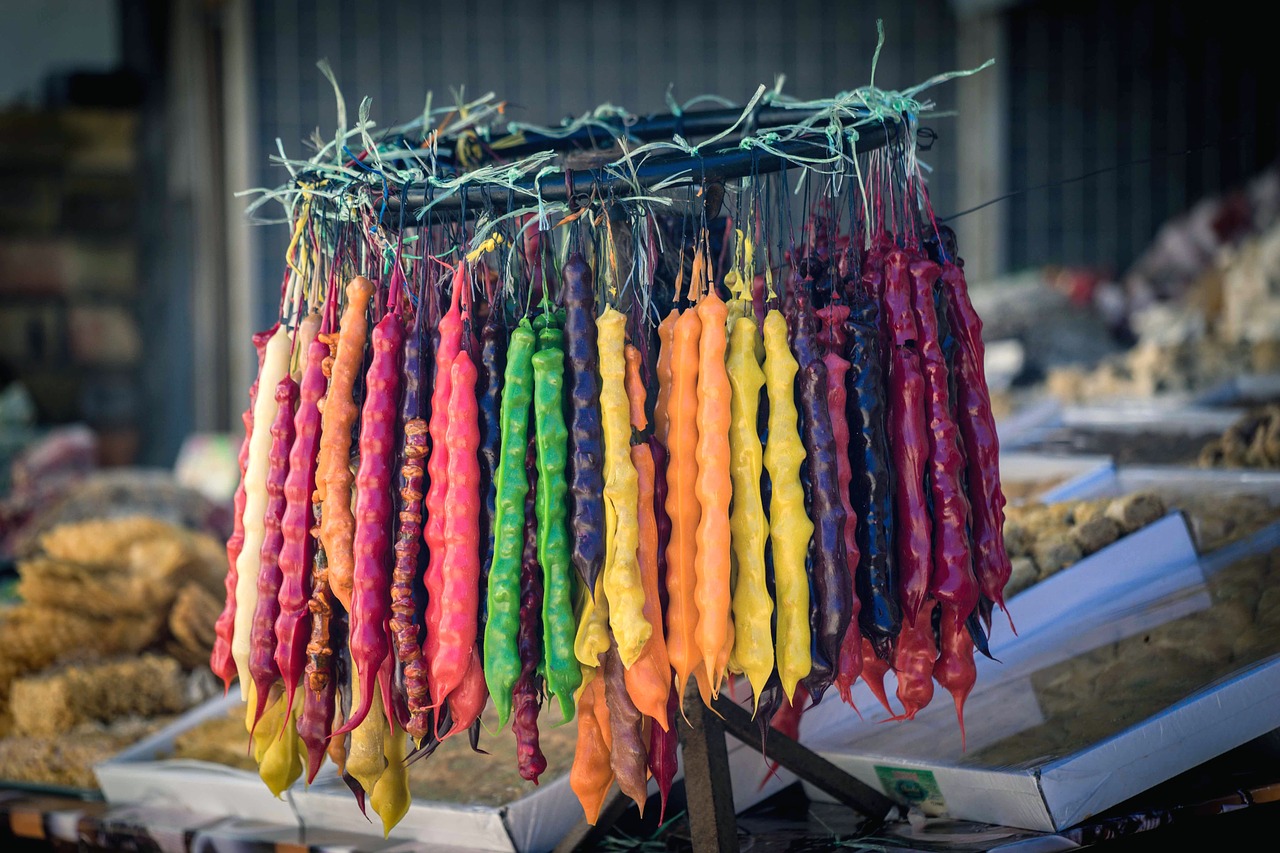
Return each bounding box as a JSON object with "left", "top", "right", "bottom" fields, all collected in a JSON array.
[
  {"left": 385, "top": 104, "right": 878, "bottom": 164},
  {"left": 385, "top": 120, "right": 899, "bottom": 216},
  {"left": 552, "top": 690, "right": 898, "bottom": 852},
  {"left": 678, "top": 684, "right": 740, "bottom": 853},
  {"left": 711, "top": 695, "right": 896, "bottom": 831}
]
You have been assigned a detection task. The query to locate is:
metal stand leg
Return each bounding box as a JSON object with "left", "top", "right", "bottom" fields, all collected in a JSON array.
[
  {"left": 678, "top": 686, "right": 739, "bottom": 853},
  {"left": 711, "top": 695, "right": 895, "bottom": 831},
  {"left": 554, "top": 686, "right": 897, "bottom": 852}
]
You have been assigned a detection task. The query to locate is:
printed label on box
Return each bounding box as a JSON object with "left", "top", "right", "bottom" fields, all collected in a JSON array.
[{"left": 874, "top": 765, "right": 945, "bottom": 814}]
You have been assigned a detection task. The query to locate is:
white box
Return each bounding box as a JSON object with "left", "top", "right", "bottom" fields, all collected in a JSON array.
[
  {"left": 813, "top": 655, "right": 1280, "bottom": 832},
  {"left": 998, "top": 452, "right": 1114, "bottom": 504},
  {"left": 998, "top": 397, "right": 1244, "bottom": 452},
  {"left": 799, "top": 512, "right": 1280, "bottom": 831},
  {"left": 95, "top": 682, "right": 795, "bottom": 853},
  {"left": 95, "top": 692, "right": 319, "bottom": 826}
]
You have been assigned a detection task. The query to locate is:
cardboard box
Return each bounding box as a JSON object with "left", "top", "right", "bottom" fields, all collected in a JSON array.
[
  {"left": 293, "top": 703, "right": 796, "bottom": 853},
  {"left": 59, "top": 175, "right": 136, "bottom": 235},
  {"left": 60, "top": 111, "right": 138, "bottom": 174},
  {"left": 0, "top": 174, "right": 61, "bottom": 233},
  {"left": 67, "top": 305, "right": 141, "bottom": 367},
  {"left": 0, "top": 238, "right": 73, "bottom": 296},
  {"left": 0, "top": 111, "right": 68, "bottom": 164},
  {"left": 0, "top": 303, "right": 62, "bottom": 365},
  {"left": 67, "top": 243, "right": 138, "bottom": 298},
  {"left": 803, "top": 513, "right": 1280, "bottom": 831}
]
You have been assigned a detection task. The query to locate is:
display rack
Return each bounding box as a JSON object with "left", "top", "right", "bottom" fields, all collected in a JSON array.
[
  {"left": 381, "top": 101, "right": 891, "bottom": 164},
  {"left": 382, "top": 104, "right": 904, "bottom": 215},
  {"left": 554, "top": 685, "right": 897, "bottom": 853},
  {"left": 345, "top": 100, "right": 907, "bottom": 852}
]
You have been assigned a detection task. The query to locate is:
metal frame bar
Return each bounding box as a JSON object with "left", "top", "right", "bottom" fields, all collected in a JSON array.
[
  {"left": 711, "top": 695, "right": 895, "bottom": 826},
  {"left": 385, "top": 119, "right": 900, "bottom": 216},
  {"left": 553, "top": 687, "right": 898, "bottom": 853},
  {"left": 382, "top": 103, "right": 880, "bottom": 165},
  {"left": 680, "top": 690, "right": 741, "bottom": 853},
  {"left": 466, "top": 105, "right": 878, "bottom": 161}
]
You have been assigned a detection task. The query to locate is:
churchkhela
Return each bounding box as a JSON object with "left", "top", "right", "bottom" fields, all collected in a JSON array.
[{"left": 217, "top": 66, "right": 1006, "bottom": 831}]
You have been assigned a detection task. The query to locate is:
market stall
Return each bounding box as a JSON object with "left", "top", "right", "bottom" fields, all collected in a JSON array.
[{"left": 3, "top": 9, "right": 1280, "bottom": 852}]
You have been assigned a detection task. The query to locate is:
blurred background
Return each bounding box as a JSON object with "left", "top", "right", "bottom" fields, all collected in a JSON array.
[
  {"left": 0, "top": 0, "right": 1276, "bottom": 480},
  {"left": 3, "top": 0, "right": 1280, "bottom": 833}
]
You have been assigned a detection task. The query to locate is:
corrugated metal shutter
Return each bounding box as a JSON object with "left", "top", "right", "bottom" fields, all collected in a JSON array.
[
  {"left": 1004, "top": 0, "right": 1278, "bottom": 275},
  {"left": 245, "top": 0, "right": 958, "bottom": 326}
]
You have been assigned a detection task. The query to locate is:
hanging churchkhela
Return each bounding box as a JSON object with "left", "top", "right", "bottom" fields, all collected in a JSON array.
[{"left": 217, "top": 57, "right": 1005, "bottom": 832}]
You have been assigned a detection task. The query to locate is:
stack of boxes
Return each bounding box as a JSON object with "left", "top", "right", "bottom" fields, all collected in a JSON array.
[{"left": 0, "top": 108, "right": 141, "bottom": 464}]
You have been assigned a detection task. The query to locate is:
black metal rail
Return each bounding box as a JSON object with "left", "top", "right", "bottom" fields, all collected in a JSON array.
[
  {"left": 382, "top": 103, "right": 880, "bottom": 164},
  {"left": 474, "top": 104, "right": 879, "bottom": 160},
  {"left": 386, "top": 118, "right": 900, "bottom": 216}
]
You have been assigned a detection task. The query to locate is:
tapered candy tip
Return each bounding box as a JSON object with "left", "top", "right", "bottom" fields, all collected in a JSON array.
[{"left": 1002, "top": 603, "right": 1017, "bottom": 636}]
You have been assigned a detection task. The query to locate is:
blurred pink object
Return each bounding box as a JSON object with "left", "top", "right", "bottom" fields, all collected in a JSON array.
[
  {"left": 10, "top": 424, "right": 97, "bottom": 500},
  {"left": 2, "top": 425, "right": 99, "bottom": 557}
]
